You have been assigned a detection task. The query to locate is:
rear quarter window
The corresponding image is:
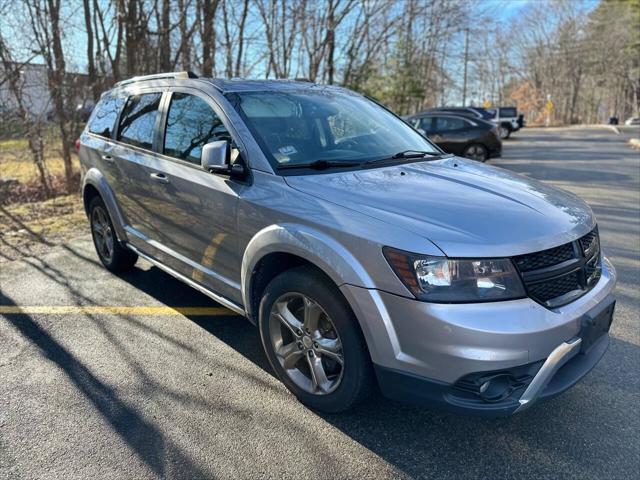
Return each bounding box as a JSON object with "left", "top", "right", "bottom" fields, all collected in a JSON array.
[
  {"left": 117, "top": 93, "right": 162, "bottom": 150},
  {"left": 87, "top": 95, "right": 124, "bottom": 138}
]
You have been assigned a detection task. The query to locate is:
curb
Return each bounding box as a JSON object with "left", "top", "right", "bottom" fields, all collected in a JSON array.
[{"left": 524, "top": 125, "right": 620, "bottom": 134}]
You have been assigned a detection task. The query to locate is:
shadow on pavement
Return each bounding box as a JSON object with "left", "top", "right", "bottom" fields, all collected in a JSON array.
[
  {"left": 112, "top": 264, "right": 640, "bottom": 479},
  {"left": 0, "top": 291, "right": 212, "bottom": 479}
]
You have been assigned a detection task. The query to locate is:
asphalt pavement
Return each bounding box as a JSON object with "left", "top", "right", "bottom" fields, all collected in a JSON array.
[{"left": 1, "top": 127, "right": 639, "bottom": 479}]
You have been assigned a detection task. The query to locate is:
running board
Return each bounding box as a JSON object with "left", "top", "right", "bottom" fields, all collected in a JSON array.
[{"left": 126, "top": 243, "right": 246, "bottom": 316}]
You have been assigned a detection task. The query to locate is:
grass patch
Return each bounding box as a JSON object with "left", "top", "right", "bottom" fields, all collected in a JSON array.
[
  {"left": 0, "top": 132, "right": 79, "bottom": 185},
  {"left": 0, "top": 194, "right": 87, "bottom": 262},
  {"left": 0, "top": 155, "right": 79, "bottom": 184},
  {"left": 0, "top": 138, "right": 29, "bottom": 151}
]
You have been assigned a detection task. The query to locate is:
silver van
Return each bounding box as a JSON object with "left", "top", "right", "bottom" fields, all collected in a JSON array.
[{"left": 79, "top": 72, "right": 616, "bottom": 415}]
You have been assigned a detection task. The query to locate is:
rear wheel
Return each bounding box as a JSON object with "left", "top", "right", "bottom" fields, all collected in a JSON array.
[
  {"left": 463, "top": 143, "right": 488, "bottom": 162},
  {"left": 499, "top": 125, "right": 511, "bottom": 139},
  {"left": 89, "top": 196, "right": 137, "bottom": 271},
  {"left": 259, "top": 266, "right": 374, "bottom": 412}
]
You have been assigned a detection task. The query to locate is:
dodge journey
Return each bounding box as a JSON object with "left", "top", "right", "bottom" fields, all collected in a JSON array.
[{"left": 78, "top": 72, "right": 616, "bottom": 415}]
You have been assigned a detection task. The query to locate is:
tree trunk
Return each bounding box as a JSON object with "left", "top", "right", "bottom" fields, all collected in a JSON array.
[
  {"left": 178, "top": 0, "right": 191, "bottom": 69},
  {"left": 200, "top": 0, "right": 219, "bottom": 77},
  {"left": 326, "top": 5, "right": 335, "bottom": 85},
  {"left": 125, "top": 0, "right": 139, "bottom": 76},
  {"left": 82, "top": 0, "right": 99, "bottom": 100},
  {"left": 159, "top": 0, "right": 171, "bottom": 71},
  {"left": 46, "top": 0, "right": 74, "bottom": 193},
  {"left": 234, "top": 0, "right": 249, "bottom": 77}
]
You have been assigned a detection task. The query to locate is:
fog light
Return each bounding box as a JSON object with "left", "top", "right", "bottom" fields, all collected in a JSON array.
[{"left": 478, "top": 374, "right": 514, "bottom": 402}]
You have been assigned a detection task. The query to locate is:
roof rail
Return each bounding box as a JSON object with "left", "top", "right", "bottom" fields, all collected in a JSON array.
[{"left": 115, "top": 71, "right": 198, "bottom": 87}]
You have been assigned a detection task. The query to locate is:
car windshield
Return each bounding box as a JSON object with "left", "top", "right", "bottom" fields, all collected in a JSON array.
[{"left": 227, "top": 89, "right": 439, "bottom": 168}]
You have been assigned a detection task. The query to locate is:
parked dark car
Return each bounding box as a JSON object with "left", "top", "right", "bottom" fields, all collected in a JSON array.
[
  {"left": 424, "top": 106, "right": 521, "bottom": 139},
  {"left": 404, "top": 113, "right": 501, "bottom": 161}
]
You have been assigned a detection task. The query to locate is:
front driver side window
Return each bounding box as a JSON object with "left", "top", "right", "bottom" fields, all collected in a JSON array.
[
  {"left": 419, "top": 117, "right": 433, "bottom": 132},
  {"left": 163, "top": 93, "right": 231, "bottom": 165}
]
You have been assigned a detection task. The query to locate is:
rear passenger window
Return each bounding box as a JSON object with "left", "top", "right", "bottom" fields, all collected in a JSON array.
[
  {"left": 117, "top": 93, "right": 162, "bottom": 150},
  {"left": 88, "top": 95, "right": 124, "bottom": 138},
  {"left": 434, "top": 117, "right": 466, "bottom": 131},
  {"left": 163, "top": 93, "right": 231, "bottom": 164}
]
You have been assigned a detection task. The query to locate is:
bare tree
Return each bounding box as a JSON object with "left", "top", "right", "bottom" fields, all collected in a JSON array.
[
  {"left": 255, "top": 0, "right": 305, "bottom": 78},
  {"left": 0, "top": 36, "right": 52, "bottom": 197},
  {"left": 25, "top": 0, "right": 75, "bottom": 192}
]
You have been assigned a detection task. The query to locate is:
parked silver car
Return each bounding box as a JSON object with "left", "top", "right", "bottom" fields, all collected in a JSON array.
[{"left": 79, "top": 72, "right": 616, "bottom": 415}]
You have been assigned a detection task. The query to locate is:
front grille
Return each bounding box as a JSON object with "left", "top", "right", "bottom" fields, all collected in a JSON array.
[
  {"left": 514, "top": 242, "right": 575, "bottom": 272},
  {"left": 527, "top": 271, "right": 581, "bottom": 303},
  {"left": 514, "top": 227, "right": 602, "bottom": 308}
]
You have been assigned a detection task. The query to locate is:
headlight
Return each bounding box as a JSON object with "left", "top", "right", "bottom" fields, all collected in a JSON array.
[{"left": 383, "top": 247, "right": 526, "bottom": 302}]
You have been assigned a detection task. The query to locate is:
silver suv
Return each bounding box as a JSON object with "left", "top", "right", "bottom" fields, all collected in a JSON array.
[{"left": 79, "top": 72, "right": 616, "bottom": 415}]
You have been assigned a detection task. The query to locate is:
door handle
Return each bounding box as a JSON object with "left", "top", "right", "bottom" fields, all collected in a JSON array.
[
  {"left": 150, "top": 172, "right": 169, "bottom": 184},
  {"left": 101, "top": 154, "right": 114, "bottom": 162}
]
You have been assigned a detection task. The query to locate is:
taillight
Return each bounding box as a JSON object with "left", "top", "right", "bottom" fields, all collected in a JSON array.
[{"left": 74, "top": 138, "right": 81, "bottom": 153}]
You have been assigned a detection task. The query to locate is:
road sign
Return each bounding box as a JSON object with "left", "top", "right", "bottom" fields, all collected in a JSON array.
[
  {"left": 483, "top": 99, "right": 492, "bottom": 109},
  {"left": 546, "top": 100, "right": 554, "bottom": 111}
]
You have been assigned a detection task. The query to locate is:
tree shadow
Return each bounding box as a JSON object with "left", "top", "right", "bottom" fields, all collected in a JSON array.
[
  {"left": 0, "top": 291, "right": 212, "bottom": 479},
  {"left": 112, "top": 264, "right": 640, "bottom": 479}
]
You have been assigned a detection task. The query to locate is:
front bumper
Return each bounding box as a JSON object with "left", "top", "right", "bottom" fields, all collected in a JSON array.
[
  {"left": 374, "top": 330, "right": 610, "bottom": 416},
  {"left": 340, "top": 257, "right": 616, "bottom": 415}
]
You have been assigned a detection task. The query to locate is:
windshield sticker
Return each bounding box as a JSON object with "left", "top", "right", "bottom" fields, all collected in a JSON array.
[{"left": 279, "top": 145, "right": 297, "bottom": 155}]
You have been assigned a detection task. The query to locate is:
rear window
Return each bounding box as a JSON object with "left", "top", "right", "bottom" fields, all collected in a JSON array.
[
  {"left": 117, "top": 93, "right": 162, "bottom": 150},
  {"left": 87, "top": 95, "right": 124, "bottom": 138},
  {"left": 499, "top": 107, "right": 517, "bottom": 117}
]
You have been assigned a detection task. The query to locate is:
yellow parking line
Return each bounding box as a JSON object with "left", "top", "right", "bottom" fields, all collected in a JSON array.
[{"left": 0, "top": 306, "right": 235, "bottom": 316}]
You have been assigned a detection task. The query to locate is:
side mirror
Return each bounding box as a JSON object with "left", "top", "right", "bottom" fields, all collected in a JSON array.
[
  {"left": 201, "top": 140, "right": 249, "bottom": 181},
  {"left": 201, "top": 140, "right": 229, "bottom": 173}
]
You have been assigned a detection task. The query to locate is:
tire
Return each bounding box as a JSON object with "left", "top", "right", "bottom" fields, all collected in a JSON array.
[
  {"left": 463, "top": 143, "right": 488, "bottom": 162},
  {"left": 89, "top": 196, "right": 138, "bottom": 272},
  {"left": 258, "top": 266, "right": 374, "bottom": 413},
  {"left": 499, "top": 125, "right": 511, "bottom": 139}
]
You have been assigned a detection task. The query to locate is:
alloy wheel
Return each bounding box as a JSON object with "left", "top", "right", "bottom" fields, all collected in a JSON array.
[
  {"left": 268, "top": 293, "right": 344, "bottom": 395},
  {"left": 91, "top": 206, "right": 114, "bottom": 263},
  {"left": 464, "top": 144, "right": 486, "bottom": 161}
]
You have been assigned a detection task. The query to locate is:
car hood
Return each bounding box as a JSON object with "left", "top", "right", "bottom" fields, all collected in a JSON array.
[{"left": 283, "top": 157, "right": 595, "bottom": 257}]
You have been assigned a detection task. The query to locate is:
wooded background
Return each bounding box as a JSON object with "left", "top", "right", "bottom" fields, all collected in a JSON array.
[{"left": 0, "top": 0, "right": 638, "bottom": 196}]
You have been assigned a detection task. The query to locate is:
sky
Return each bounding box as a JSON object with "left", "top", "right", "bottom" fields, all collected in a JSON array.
[{"left": 2, "top": 0, "right": 602, "bottom": 77}]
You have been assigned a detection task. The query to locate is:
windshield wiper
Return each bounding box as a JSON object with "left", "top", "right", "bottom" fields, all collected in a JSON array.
[
  {"left": 277, "top": 159, "right": 361, "bottom": 170},
  {"left": 391, "top": 149, "right": 436, "bottom": 159},
  {"left": 363, "top": 151, "right": 452, "bottom": 167}
]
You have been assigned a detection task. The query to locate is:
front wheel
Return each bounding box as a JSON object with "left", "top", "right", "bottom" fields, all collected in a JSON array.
[
  {"left": 259, "top": 266, "right": 374, "bottom": 412},
  {"left": 463, "top": 143, "right": 488, "bottom": 162},
  {"left": 499, "top": 125, "right": 511, "bottom": 139}
]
